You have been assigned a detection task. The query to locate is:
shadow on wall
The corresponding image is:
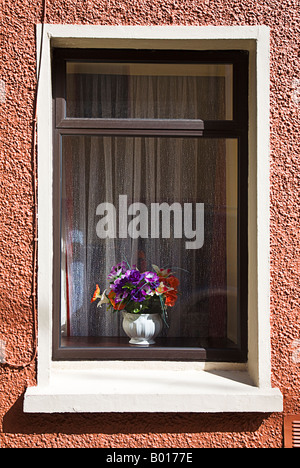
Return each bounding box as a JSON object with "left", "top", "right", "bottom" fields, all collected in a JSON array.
[{"left": 3, "top": 393, "right": 270, "bottom": 436}]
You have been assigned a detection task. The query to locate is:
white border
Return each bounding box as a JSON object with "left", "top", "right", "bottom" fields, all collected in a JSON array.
[{"left": 24, "top": 25, "right": 282, "bottom": 413}]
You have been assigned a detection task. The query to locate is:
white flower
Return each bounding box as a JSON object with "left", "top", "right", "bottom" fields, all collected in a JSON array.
[
  {"left": 152, "top": 264, "right": 174, "bottom": 277},
  {"left": 97, "top": 289, "right": 110, "bottom": 307}
]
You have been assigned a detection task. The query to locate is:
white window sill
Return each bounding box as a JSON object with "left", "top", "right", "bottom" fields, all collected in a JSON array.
[{"left": 24, "top": 364, "right": 283, "bottom": 413}]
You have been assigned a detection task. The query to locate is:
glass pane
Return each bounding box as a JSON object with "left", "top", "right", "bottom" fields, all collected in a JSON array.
[
  {"left": 66, "top": 62, "right": 233, "bottom": 120},
  {"left": 60, "top": 136, "right": 238, "bottom": 348}
]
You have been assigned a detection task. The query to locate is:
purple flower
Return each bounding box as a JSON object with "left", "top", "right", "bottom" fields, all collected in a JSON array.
[
  {"left": 143, "top": 271, "right": 159, "bottom": 287},
  {"left": 107, "top": 261, "right": 128, "bottom": 281},
  {"left": 110, "top": 275, "right": 127, "bottom": 294},
  {"left": 125, "top": 268, "right": 142, "bottom": 284},
  {"left": 142, "top": 283, "right": 156, "bottom": 296},
  {"left": 114, "top": 289, "right": 129, "bottom": 303},
  {"left": 106, "top": 262, "right": 163, "bottom": 306},
  {"left": 130, "top": 288, "right": 147, "bottom": 303}
]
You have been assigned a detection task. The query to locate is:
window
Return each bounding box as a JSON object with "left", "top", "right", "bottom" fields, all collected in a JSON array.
[
  {"left": 24, "top": 25, "right": 283, "bottom": 414},
  {"left": 52, "top": 49, "right": 248, "bottom": 361}
]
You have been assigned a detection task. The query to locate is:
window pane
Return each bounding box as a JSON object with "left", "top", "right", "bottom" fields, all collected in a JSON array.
[
  {"left": 66, "top": 62, "right": 233, "bottom": 120},
  {"left": 60, "top": 136, "right": 238, "bottom": 348}
]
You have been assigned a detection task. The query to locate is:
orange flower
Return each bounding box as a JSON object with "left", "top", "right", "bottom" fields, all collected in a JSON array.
[
  {"left": 164, "top": 275, "right": 180, "bottom": 307},
  {"left": 166, "top": 276, "right": 179, "bottom": 290},
  {"left": 165, "top": 290, "right": 178, "bottom": 307},
  {"left": 91, "top": 284, "right": 101, "bottom": 303},
  {"left": 108, "top": 290, "right": 125, "bottom": 311}
]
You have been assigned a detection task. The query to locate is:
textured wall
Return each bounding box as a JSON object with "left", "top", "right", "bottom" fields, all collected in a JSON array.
[{"left": 0, "top": 0, "right": 300, "bottom": 448}]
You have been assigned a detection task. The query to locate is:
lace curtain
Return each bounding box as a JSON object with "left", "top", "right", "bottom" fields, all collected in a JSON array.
[{"left": 60, "top": 71, "right": 236, "bottom": 341}]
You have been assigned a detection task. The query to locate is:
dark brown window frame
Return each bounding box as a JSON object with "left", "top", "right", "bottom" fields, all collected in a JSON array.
[{"left": 52, "top": 48, "right": 248, "bottom": 362}]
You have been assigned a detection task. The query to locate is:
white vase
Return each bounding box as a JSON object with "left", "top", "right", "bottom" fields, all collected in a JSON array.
[{"left": 122, "top": 312, "right": 163, "bottom": 346}]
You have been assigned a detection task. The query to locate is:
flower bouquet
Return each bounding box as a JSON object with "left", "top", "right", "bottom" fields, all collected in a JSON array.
[{"left": 91, "top": 261, "right": 180, "bottom": 323}]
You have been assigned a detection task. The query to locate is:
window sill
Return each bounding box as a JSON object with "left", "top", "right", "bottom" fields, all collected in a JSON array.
[
  {"left": 54, "top": 336, "right": 246, "bottom": 361},
  {"left": 24, "top": 364, "right": 283, "bottom": 413}
]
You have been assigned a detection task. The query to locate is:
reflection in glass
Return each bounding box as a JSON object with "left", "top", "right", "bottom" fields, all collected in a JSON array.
[{"left": 60, "top": 136, "right": 238, "bottom": 346}]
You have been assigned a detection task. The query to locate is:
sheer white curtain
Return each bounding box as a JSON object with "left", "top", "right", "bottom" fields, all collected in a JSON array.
[{"left": 61, "top": 72, "right": 229, "bottom": 339}]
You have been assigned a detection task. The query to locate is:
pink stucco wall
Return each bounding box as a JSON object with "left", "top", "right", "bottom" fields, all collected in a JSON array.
[{"left": 0, "top": 0, "right": 299, "bottom": 448}]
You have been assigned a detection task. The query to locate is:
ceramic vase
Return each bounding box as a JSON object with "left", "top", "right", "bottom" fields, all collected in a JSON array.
[{"left": 122, "top": 311, "right": 163, "bottom": 346}]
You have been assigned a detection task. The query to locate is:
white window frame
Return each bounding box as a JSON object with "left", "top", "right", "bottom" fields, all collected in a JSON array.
[{"left": 24, "top": 25, "right": 282, "bottom": 413}]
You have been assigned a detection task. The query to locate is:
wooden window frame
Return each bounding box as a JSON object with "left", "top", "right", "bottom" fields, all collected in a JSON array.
[{"left": 52, "top": 48, "right": 249, "bottom": 362}]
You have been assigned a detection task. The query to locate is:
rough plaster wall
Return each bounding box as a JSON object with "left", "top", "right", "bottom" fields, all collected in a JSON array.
[{"left": 0, "top": 0, "right": 299, "bottom": 448}]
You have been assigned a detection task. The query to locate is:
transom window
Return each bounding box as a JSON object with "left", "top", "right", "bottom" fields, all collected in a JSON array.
[{"left": 52, "top": 49, "right": 248, "bottom": 361}]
